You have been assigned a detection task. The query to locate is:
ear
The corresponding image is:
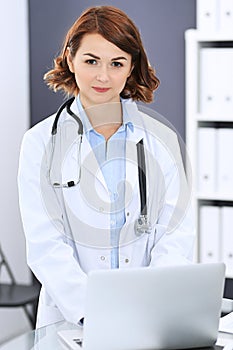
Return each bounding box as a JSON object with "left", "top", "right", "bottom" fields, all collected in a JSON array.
[
  {"left": 66, "top": 48, "right": 74, "bottom": 73},
  {"left": 128, "top": 64, "right": 134, "bottom": 78}
]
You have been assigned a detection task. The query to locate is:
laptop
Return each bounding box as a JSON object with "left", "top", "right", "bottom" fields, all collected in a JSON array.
[{"left": 58, "top": 263, "right": 225, "bottom": 350}]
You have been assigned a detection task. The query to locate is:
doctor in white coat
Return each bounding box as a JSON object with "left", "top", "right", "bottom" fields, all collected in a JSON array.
[{"left": 18, "top": 5, "right": 195, "bottom": 329}]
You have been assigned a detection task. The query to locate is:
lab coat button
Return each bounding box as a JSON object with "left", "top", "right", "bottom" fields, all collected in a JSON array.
[
  {"left": 125, "top": 258, "right": 129, "bottom": 263},
  {"left": 100, "top": 256, "right": 106, "bottom": 261},
  {"left": 126, "top": 212, "right": 130, "bottom": 216}
]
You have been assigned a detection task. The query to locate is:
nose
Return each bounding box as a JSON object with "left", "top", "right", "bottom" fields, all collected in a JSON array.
[{"left": 96, "top": 65, "right": 109, "bottom": 83}]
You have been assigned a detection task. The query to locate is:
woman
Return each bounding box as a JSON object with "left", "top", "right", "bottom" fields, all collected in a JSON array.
[{"left": 18, "top": 5, "right": 195, "bottom": 328}]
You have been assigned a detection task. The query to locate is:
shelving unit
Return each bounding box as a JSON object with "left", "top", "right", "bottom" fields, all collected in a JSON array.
[{"left": 185, "top": 29, "right": 233, "bottom": 278}]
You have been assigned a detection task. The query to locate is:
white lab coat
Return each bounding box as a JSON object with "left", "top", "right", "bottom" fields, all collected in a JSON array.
[{"left": 18, "top": 99, "right": 195, "bottom": 328}]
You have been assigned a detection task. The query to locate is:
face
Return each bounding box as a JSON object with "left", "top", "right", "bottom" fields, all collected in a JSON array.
[{"left": 67, "top": 33, "right": 133, "bottom": 108}]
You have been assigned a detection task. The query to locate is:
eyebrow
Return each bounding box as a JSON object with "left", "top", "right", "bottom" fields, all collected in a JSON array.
[{"left": 83, "top": 53, "right": 128, "bottom": 61}]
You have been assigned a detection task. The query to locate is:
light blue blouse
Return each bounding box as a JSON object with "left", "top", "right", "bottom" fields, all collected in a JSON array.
[{"left": 76, "top": 96, "right": 133, "bottom": 268}]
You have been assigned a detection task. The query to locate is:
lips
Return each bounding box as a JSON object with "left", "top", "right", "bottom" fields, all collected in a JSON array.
[{"left": 92, "top": 87, "right": 110, "bottom": 93}]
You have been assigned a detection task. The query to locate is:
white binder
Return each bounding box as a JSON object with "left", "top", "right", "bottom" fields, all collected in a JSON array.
[
  {"left": 199, "top": 206, "right": 220, "bottom": 263},
  {"left": 217, "top": 128, "right": 233, "bottom": 194},
  {"left": 220, "top": 0, "right": 233, "bottom": 31},
  {"left": 197, "top": 128, "right": 217, "bottom": 193},
  {"left": 221, "top": 206, "right": 233, "bottom": 276},
  {"left": 200, "top": 48, "right": 221, "bottom": 115},
  {"left": 200, "top": 48, "right": 233, "bottom": 116},
  {"left": 220, "top": 48, "right": 233, "bottom": 115},
  {"left": 197, "top": 0, "right": 219, "bottom": 31}
]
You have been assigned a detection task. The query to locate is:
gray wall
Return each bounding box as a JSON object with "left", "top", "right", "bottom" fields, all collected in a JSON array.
[{"left": 29, "top": 0, "right": 196, "bottom": 140}]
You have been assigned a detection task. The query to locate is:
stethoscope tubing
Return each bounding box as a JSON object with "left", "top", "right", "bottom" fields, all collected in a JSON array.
[
  {"left": 50, "top": 98, "right": 152, "bottom": 235},
  {"left": 136, "top": 139, "right": 147, "bottom": 217}
]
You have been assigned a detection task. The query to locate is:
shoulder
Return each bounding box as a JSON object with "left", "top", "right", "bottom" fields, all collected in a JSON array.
[
  {"left": 139, "top": 109, "right": 178, "bottom": 144},
  {"left": 129, "top": 103, "right": 183, "bottom": 165},
  {"left": 25, "top": 114, "right": 55, "bottom": 140},
  {"left": 22, "top": 114, "right": 56, "bottom": 146},
  {"left": 123, "top": 99, "right": 179, "bottom": 143}
]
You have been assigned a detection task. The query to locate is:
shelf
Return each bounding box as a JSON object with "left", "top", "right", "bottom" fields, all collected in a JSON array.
[
  {"left": 197, "top": 193, "right": 233, "bottom": 202},
  {"left": 196, "top": 113, "right": 233, "bottom": 123},
  {"left": 186, "top": 28, "right": 233, "bottom": 274},
  {"left": 185, "top": 29, "right": 233, "bottom": 42}
]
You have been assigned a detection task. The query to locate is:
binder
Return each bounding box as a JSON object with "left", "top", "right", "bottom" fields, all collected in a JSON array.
[
  {"left": 221, "top": 206, "right": 233, "bottom": 276},
  {"left": 217, "top": 128, "right": 233, "bottom": 194},
  {"left": 200, "top": 48, "right": 221, "bottom": 115},
  {"left": 197, "top": 128, "right": 217, "bottom": 193},
  {"left": 200, "top": 48, "right": 233, "bottom": 116},
  {"left": 220, "top": 0, "right": 233, "bottom": 31},
  {"left": 199, "top": 206, "right": 220, "bottom": 263},
  {"left": 220, "top": 49, "right": 233, "bottom": 115},
  {"left": 197, "top": 0, "right": 219, "bottom": 31}
]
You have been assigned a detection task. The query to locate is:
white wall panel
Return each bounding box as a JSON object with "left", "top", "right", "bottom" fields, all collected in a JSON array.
[{"left": 0, "top": 0, "right": 31, "bottom": 344}]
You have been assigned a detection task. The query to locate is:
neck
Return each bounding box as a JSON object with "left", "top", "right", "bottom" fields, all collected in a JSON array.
[{"left": 83, "top": 102, "right": 123, "bottom": 141}]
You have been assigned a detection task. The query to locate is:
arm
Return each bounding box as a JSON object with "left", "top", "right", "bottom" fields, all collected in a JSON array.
[
  {"left": 18, "top": 125, "right": 87, "bottom": 325},
  {"left": 150, "top": 132, "right": 196, "bottom": 267}
]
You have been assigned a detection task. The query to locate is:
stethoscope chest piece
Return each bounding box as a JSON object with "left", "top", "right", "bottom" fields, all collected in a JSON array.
[{"left": 135, "top": 215, "right": 152, "bottom": 236}]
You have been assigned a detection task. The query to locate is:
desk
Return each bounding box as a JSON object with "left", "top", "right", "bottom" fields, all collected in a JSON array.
[
  {"left": 1, "top": 321, "right": 233, "bottom": 350},
  {"left": 0, "top": 321, "right": 78, "bottom": 350}
]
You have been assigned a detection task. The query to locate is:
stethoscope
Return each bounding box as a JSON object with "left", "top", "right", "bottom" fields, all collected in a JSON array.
[{"left": 49, "top": 97, "right": 152, "bottom": 236}]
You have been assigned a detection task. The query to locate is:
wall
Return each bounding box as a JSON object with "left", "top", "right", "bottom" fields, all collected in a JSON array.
[
  {"left": 29, "top": 0, "right": 196, "bottom": 140},
  {"left": 0, "top": 0, "right": 31, "bottom": 344}
]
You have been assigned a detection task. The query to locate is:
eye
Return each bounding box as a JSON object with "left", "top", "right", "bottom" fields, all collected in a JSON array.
[
  {"left": 111, "top": 61, "right": 123, "bottom": 67},
  {"left": 85, "top": 59, "right": 97, "bottom": 65}
]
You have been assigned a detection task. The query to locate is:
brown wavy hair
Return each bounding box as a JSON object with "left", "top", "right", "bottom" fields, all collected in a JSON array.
[{"left": 44, "top": 6, "right": 160, "bottom": 103}]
